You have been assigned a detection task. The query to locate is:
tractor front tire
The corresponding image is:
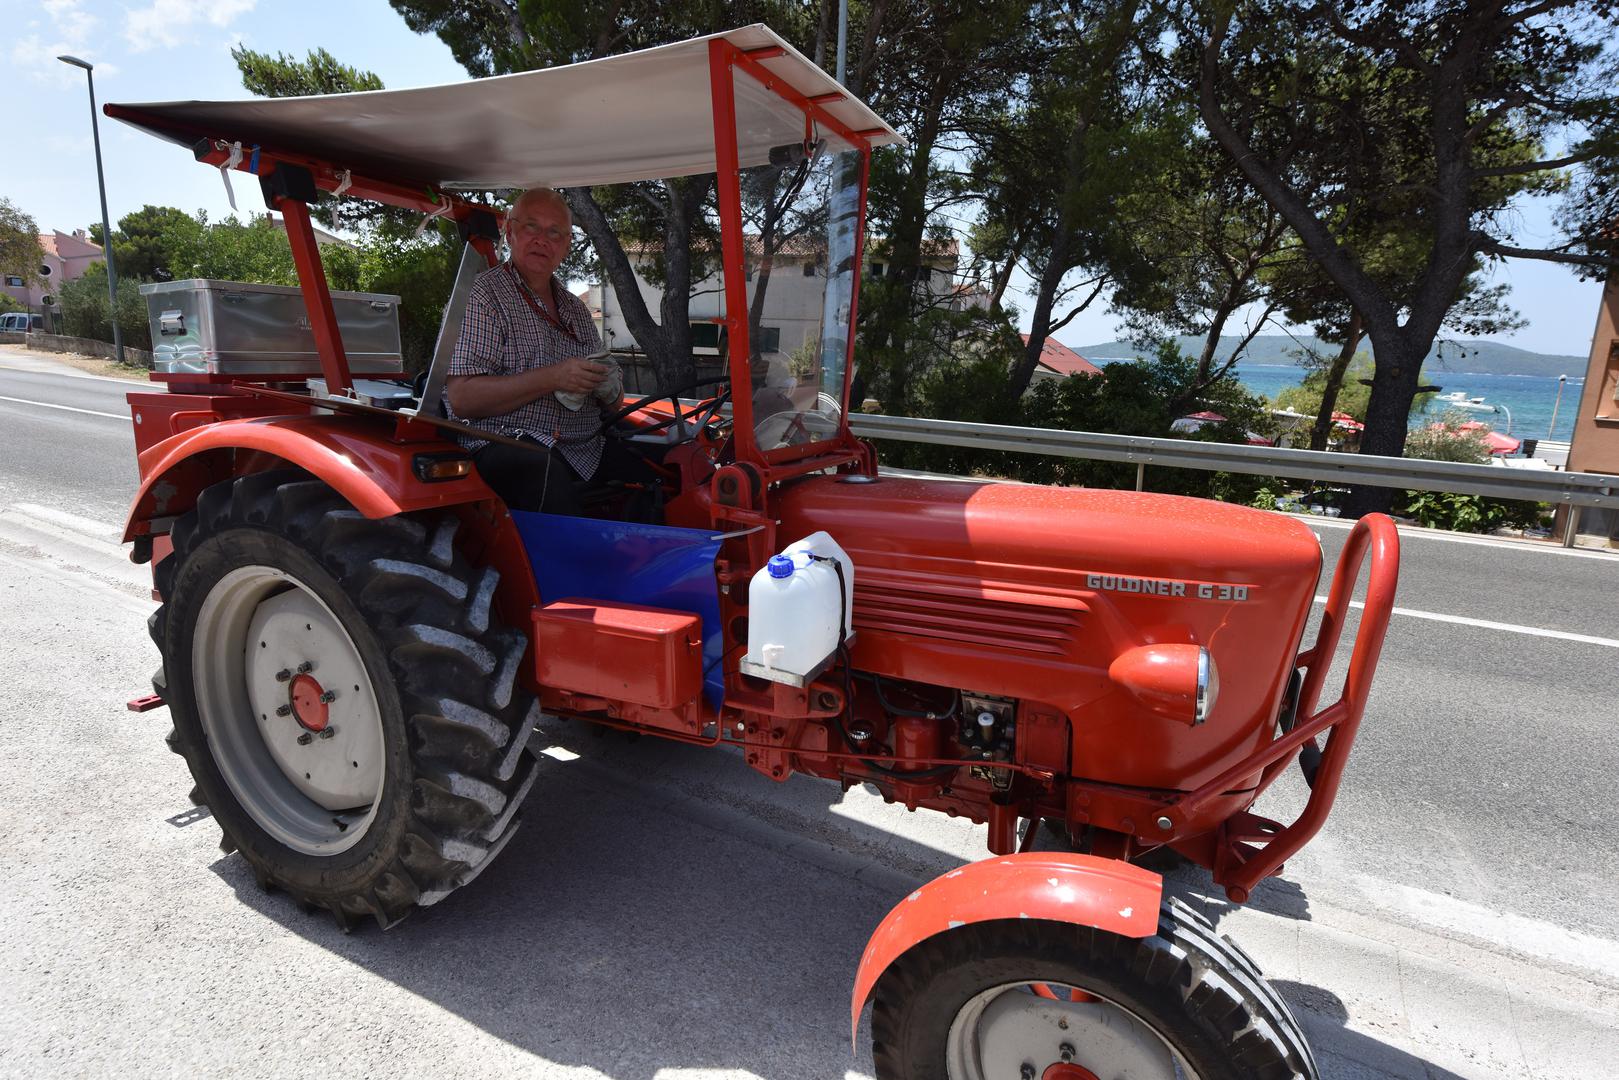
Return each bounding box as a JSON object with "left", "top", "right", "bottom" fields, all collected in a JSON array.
[
  {"left": 870, "top": 898, "right": 1316, "bottom": 1080},
  {"left": 152, "top": 471, "right": 539, "bottom": 929}
]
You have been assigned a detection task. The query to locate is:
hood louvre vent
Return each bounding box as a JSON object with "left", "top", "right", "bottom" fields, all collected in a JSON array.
[{"left": 853, "top": 571, "right": 1086, "bottom": 656}]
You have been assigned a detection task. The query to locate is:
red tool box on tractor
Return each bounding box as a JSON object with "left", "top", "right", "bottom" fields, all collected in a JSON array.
[{"left": 112, "top": 26, "right": 1398, "bottom": 1079}]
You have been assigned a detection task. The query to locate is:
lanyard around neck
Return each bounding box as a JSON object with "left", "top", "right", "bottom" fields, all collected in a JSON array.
[{"left": 506, "top": 263, "right": 577, "bottom": 341}]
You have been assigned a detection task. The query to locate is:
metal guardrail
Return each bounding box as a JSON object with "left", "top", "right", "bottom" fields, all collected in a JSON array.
[{"left": 848, "top": 413, "right": 1618, "bottom": 510}]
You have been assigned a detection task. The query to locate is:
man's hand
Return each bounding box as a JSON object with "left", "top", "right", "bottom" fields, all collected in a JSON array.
[
  {"left": 448, "top": 354, "right": 608, "bottom": 419},
  {"left": 552, "top": 357, "right": 610, "bottom": 395}
]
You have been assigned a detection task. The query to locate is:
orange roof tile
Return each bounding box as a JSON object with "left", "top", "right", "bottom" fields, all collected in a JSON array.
[{"left": 1021, "top": 335, "right": 1101, "bottom": 377}]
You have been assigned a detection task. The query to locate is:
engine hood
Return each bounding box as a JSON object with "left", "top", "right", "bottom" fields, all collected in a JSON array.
[
  {"left": 773, "top": 474, "right": 1323, "bottom": 790},
  {"left": 779, "top": 474, "right": 1319, "bottom": 579}
]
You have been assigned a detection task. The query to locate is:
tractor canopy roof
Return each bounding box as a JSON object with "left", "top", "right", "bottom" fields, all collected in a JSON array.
[{"left": 107, "top": 25, "right": 903, "bottom": 191}]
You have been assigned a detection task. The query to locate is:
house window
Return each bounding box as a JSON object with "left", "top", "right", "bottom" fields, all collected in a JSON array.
[
  {"left": 4, "top": 276, "right": 22, "bottom": 287},
  {"left": 756, "top": 326, "right": 782, "bottom": 353},
  {"left": 689, "top": 322, "right": 722, "bottom": 350},
  {"left": 802, "top": 260, "right": 816, "bottom": 277}
]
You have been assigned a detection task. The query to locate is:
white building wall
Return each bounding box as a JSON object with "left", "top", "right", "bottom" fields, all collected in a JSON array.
[{"left": 595, "top": 247, "right": 962, "bottom": 360}]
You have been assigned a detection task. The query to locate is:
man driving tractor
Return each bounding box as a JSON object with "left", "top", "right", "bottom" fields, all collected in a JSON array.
[{"left": 445, "top": 187, "right": 651, "bottom": 514}]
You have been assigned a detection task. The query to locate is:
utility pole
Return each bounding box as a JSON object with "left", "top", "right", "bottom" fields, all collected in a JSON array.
[{"left": 58, "top": 54, "right": 124, "bottom": 365}]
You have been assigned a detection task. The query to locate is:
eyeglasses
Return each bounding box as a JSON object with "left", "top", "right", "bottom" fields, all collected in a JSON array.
[{"left": 513, "top": 220, "right": 570, "bottom": 243}]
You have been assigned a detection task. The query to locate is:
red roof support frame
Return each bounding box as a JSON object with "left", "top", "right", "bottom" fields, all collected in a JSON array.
[
  {"left": 276, "top": 194, "right": 355, "bottom": 393},
  {"left": 706, "top": 38, "right": 874, "bottom": 473},
  {"left": 101, "top": 105, "right": 504, "bottom": 397}
]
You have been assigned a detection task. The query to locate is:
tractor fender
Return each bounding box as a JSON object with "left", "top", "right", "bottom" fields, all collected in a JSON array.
[
  {"left": 123, "top": 415, "right": 497, "bottom": 542},
  {"left": 850, "top": 851, "right": 1163, "bottom": 1042}
]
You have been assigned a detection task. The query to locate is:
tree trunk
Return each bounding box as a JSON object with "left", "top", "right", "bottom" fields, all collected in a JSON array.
[
  {"left": 1196, "top": 302, "right": 1233, "bottom": 384},
  {"left": 1010, "top": 230, "right": 1074, "bottom": 401},
  {"left": 747, "top": 167, "right": 787, "bottom": 363},
  {"left": 565, "top": 181, "right": 706, "bottom": 394},
  {"left": 1005, "top": 0, "right": 1139, "bottom": 404},
  {"left": 1308, "top": 310, "right": 1363, "bottom": 452},
  {"left": 987, "top": 232, "right": 1020, "bottom": 311},
  {"left": 1006, "top": 100, "right": 1093, "bottom": 402},
  {"left": 865, "top": 83, "right": 949, "bottom": 413},
  {"left": 1345, "top": 329, "right": 1424, "bottom": 517},
  {"left": 654, "top": 176, "right": 710, "bottom": 391}
]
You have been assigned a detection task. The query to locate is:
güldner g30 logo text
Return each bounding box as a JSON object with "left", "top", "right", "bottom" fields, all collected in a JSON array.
[{"left": 1086, "top": 574, "right": 1250, "bottom": 602}]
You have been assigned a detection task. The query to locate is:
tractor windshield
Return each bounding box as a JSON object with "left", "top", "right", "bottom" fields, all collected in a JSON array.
[{"left": 731, "top": 135, "right": 863, "bottom": 453}]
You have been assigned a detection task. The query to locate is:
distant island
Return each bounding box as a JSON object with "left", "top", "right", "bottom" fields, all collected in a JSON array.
[{"left": 1072, "top": 334, "right": 1589, "bottom": 377}]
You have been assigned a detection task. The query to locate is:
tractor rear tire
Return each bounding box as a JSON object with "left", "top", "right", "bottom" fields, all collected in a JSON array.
[
  {"left": 151, "top": 470, "right": 539, "bottom": 929},
  {"left": 869, "top": 898, "right": 1316, "bottom": 1080}
]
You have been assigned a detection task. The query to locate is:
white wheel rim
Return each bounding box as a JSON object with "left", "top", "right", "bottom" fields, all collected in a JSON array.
[
  {"left": 192, "top": 565, "right": 386, "bottom": 855},
  {"left": 945, "top": 980, "right": 1198, "bottom": 1080}
]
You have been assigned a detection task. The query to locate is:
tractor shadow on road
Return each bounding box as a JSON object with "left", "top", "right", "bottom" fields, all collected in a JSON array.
[
  {"left": 1162, "top": 863, "right": 1314, "bottom": 925},
  {"left": 215, "top": 728, "right": 938, "bottom": 1078},
  {"left": 214, "top": 722, "right": 1332, "bottom": 1079},
  {"left": 1269, "top": 981, "right": 1471, "bottom": 1080}
]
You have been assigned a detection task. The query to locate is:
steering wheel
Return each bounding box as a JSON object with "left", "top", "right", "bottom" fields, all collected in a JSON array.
[{"left": 596, "top": 373, "right": 733, "bottom": 442}]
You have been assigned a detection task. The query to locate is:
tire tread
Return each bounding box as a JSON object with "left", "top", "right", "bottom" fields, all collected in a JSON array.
[{"left": 153, "top": 472, "right": 539, "bottom": 930}]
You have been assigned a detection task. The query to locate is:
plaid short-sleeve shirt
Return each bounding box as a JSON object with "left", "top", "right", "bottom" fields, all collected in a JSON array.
[{"left": 447, "top": 262, "right": 608, "bottom": 478}]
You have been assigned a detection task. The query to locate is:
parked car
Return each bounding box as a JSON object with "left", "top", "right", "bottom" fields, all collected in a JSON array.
[{"left": 0, "top": 312, "right": 45, "bottom": 333}]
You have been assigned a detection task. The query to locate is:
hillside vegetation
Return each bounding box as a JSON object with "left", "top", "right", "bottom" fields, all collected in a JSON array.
[{"left": 1074, "top": 335, "right": 1588, "bottom": 376}]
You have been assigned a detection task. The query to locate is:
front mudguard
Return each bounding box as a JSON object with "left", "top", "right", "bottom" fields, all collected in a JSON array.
[
  {"left": 850, "top": 852, "right": 1162, "bottom": 1042},
  {"left": 123, "top": 415, "right": 496, "bottom": 542}
]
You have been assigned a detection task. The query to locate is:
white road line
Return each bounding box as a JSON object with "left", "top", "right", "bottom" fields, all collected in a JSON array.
[
  {"left": 1309, "top": 515, "right": 1618, "bottom": 561},
  {"left": 1368, "top": 878, "right": 1619, "bottom": 985},
  {"left": 1315, "top": 595, "right": 1619, "bottom": 649},
  {"left": 12, "top": 502, "right": 123, "bottom": 539},
  {"left": 0, "top": 360, "right": 141, "bottom": 386},
  {"left": 0, "top": 393, "right": 126, "bottom": 420}
]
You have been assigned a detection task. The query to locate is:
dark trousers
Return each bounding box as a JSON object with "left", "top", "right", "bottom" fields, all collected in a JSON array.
[{"left": 472, "top": 436, "right": 656, "bottom": 516}]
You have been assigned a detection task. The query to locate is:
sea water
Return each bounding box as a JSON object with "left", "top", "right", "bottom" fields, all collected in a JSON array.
[{"left": 1233, "top": 363, "right": 1586, "bottom": 443}]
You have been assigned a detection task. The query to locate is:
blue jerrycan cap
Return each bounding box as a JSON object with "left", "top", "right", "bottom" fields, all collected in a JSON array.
[{"left": 767, "top": 554, "right": 795, "bottom": 578}]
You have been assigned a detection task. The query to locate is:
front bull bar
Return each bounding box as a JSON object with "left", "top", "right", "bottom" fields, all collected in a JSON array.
[{"left": 1175, "top": 512, "right": 1401, "bottom": 901}]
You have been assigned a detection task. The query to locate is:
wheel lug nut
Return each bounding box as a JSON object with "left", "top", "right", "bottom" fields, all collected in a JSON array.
[
  {"left": 276, "top": 704, "right": 293, "bottom": 717},
  {"left": 317, "top": 726, "right": 337, "bottom": 740},
  {"left": 1059, "top": 1042, "right": 1076, "bottom": 1062},
  {"left": 1020, "top": 1065, "right": 1036, "bottom": 1080},
  {"left": 275, "top": 668, "right": 293, "bottom": 682},
  {"left": 296, "top": 732, "right": 313, "bottom": 746},
  {"left": 296, "top": 661, "right": 313, "bottom": 674},
  {"left": 318, "top": 690, "right": 337, "bottom": 704}
]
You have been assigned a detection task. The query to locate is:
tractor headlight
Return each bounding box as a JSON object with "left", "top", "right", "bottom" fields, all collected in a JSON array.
[
  {"left": 1196, "top": 646, "right": 1219, "bottom": 724},
  {"left": 1108, "top": 643, "right": 1216, "bottom": 727}
]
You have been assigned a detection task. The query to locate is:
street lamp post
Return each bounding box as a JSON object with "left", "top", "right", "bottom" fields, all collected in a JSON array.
[
  {"left": 1547, "top": 373, "right": 1568, "bottom": 439},
  {"left": 57, "top": 54, "right": 123, "bottom": 365}
]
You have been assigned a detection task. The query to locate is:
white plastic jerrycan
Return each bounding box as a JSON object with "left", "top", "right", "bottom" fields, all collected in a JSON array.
[{"left": 741, "top": 531, "right": 855, "bottom": 685}]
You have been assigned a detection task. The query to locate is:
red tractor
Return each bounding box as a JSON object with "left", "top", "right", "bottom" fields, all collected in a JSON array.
[{"left": 113, "top": 26, "right": 1397, "bottom": 1079}]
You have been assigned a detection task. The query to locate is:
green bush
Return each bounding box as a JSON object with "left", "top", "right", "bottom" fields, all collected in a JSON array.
[
  {"left": 58, "top": 264, "right": 152, "bottom": 353},
  {"left": 1392, "top": 409, "right": 1547, "bottom": 533},
  {"left": 1403, "top": 411, "right": 1493, "bottom": 463},
  {"left": 1395, "top": 489, "right": 1549, "bottom": 533},
  {"left": 0, "top": 294, "right": 24, "bottom": 316},
  {"left": 873, "top": 338, "right": 1279, "bottom": 504},
  {"left": 353, "top": 233, "right": 458, "bottom": 372}
]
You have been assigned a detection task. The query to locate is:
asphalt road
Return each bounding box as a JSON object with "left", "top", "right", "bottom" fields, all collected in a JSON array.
[
  {"left": 1304, "top": 521, "right": 1619, "bottom": 944},
  {"left": 0, "top": 361, "right": 141, "bottom": 524},
  {"left": 1, "top": 346, "right": 1616, "bottom": 1079}
]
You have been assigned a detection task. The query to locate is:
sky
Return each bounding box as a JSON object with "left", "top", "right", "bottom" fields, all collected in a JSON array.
[{"left": 2, "top": 0, "right": 1607, "bottom": 360}]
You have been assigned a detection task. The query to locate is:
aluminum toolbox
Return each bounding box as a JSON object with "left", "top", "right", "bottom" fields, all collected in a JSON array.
[{"left": 141, "top": 278, "right": 404, "bottom": 376}]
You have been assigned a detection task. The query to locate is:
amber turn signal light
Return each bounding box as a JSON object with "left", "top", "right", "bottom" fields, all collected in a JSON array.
[{"left": 412, "top": 452, "right": 473, "bottom": 482}]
